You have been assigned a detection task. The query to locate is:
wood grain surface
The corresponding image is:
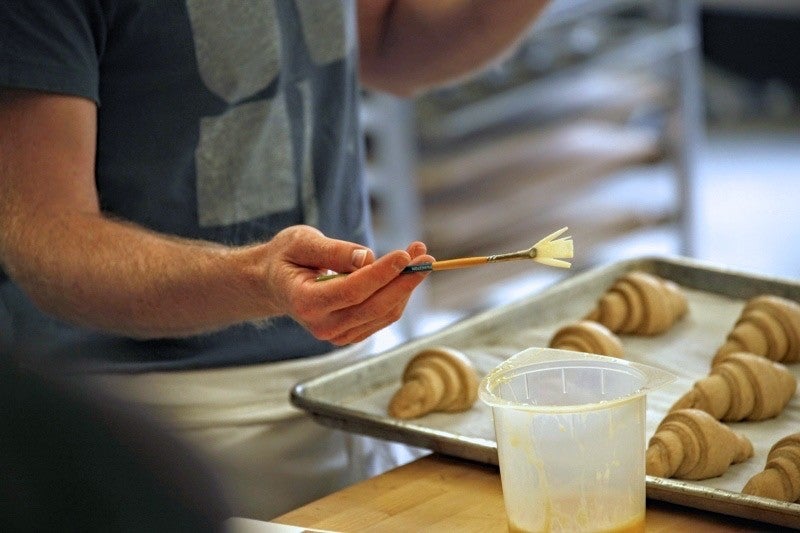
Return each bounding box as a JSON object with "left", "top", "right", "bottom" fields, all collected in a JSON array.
[{"left": 274, "top": 454, "right": 783, "bottom": 532}]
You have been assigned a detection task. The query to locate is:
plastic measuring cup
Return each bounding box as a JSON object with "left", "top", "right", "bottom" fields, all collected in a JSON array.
[{"left": 479, "top": 347, "right": 675, "bottom": 533}]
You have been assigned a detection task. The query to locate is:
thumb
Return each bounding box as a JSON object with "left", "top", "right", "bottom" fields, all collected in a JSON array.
[
  {"left": 288, "top": 227, "right": 374, "bottom": 273},
  {"left": 330, "top": 244, "right": 375, "bottom": 273}
]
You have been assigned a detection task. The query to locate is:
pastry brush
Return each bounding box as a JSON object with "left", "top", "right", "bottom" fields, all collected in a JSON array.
[{"left": 315, "top": 227, "right": 573, "bottom": 282}]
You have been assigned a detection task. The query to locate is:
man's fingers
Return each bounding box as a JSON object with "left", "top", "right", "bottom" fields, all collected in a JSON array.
[
  {"left": 287, "top": 234, "right": 434, "bottom": 343},
  {"left": 324, "top": 296, "right": 409, "bottom": 345},
  {"left": 406, "top": 241, "right": 428, "bottom": 259},
  {"left": 311, "top": 250, "right": 411, "bottom": 307},
  {"left": 310, "top": 258, "right": 430, "bottom": 342}
]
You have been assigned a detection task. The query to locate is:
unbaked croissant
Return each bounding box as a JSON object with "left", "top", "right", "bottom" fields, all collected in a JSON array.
[
  {"left": 713, "top": 294, "right": 800, "bottom": 365},
  {"left": 388, "top": 346, "right": 479, "bottom": 420},
  {"left": 742, "top": 432, "right": 800, "bottom": 503},
  {"left": 548, "top": 320, "right": 624, "bottom": 358},
  {"left": 669, "top": 351, "right": 797, "bottom": 422},
  {"left": 646, "top": 408, "right": 753, "bottom": 480},
  {"left": 584, "top": 271, "right": 688, "bottom": 335}
]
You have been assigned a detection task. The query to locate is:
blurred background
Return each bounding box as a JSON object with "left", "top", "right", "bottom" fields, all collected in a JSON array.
[{"left": 364, "top": 0, "right": 800, "bottom": 345}]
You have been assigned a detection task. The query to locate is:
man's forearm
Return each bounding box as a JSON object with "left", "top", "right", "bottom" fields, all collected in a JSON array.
[
  {"left": 0, "top": 89, "right": 271, "bottom": 339},
  {"left": 358, "top": 0, "right": 550, "bottom": 96},
  {"left": 2, "top": 211, "right": 277, "bottom": 338}
]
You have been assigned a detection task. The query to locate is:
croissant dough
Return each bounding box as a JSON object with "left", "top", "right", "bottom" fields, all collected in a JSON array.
[
  {"left": 669, "top": 351, "right": 797, "bottom": 422},
  {"left": 742, "top": 432, "right": 800, "bottom": 503},
  {"left": 713, "top": 294, "right": 800, "bottom": 365},
  {"left": 388, "top": 346, "right": 479, "bottom": 420},
  {"left": 646, "top": 408, "right": 753, "bottom": 480},
  {"left": 585, "top": 271, "right": 688, "bottom": 335},
  {"left": 548, "top": 320, "right": 624, "bottom": 358}
]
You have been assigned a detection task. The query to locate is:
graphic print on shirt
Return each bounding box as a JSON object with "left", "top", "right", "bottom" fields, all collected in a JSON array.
[
  {"left": 186, "top": 0, "right": 350, "bottom": 228},
  {"left": 295, "top": 0, "right": 353, "bottom": 65},
  {"left": 293, "top": 1, "right": 354, "bottom": 230}
]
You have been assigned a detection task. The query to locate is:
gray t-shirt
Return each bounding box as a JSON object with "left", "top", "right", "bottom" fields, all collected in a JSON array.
[{"left": 0, "top": 0, "right": 372, "bottom": 371}]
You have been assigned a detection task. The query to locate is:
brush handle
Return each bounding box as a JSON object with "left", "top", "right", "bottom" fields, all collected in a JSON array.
[
  {"left": 400, "top": 257, "right": 488, "bottom": 274},
  {"left": 317, "top": 255, "right": 495, "bottom": 281},
  {"left": 401, "top": 262, "right": 435, "bottom": 273},
  {"left": 428, "top": 256, "right": 489, "bottom": 271}
]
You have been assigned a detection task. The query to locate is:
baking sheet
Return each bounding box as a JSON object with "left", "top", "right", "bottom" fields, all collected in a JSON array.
[{"left": 291, "top": 256, "right": 800, "bottom": 528}]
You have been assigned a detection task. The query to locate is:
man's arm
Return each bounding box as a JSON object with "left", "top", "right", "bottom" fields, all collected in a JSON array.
[
  {"left": 0, "top": 89, "right": 432, "bottom": 344},
  {"left": 358, "top": 0, "right": 550, "bottom": 97}
]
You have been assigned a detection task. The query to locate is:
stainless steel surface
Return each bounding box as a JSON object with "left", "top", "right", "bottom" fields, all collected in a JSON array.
[{"left": 291, "top": 256, "right": 800, "bottom": 528}]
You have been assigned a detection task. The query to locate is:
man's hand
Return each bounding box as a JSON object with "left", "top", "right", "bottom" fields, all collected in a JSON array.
[{"left": 257, "top": 225, "right": 433, "bottom": 345}]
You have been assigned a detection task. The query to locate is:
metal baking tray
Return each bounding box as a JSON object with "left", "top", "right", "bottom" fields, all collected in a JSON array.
[{"left": 291, "top": 256, "right": 800, "bottom": 528}]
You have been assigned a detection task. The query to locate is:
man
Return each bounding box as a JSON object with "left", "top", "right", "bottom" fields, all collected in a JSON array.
[{"left": 0, "top": 0, "right": 549, "bottom": 520}]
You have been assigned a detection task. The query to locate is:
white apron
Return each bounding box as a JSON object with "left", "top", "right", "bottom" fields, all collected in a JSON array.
[{"left": 83, "top": 341, "right": 426, "bottom": 521}]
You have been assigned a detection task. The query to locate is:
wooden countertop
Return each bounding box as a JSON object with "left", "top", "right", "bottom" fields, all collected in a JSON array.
[{"left": 274, "top": 453, "right": 783, "bottom": 532}]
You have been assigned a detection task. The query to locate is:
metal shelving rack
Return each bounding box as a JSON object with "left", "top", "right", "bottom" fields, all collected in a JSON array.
[{"left": 363, "top": 0, "right": 704, "bottom": 323}]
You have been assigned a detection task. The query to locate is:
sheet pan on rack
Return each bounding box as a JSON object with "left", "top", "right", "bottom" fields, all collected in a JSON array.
[{"left": 291, "top": 256, "right": 800, "bottom": 528}]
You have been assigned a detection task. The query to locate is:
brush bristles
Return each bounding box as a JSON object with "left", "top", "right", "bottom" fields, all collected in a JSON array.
[
  {"left": 537, "top": 238, "right": 573, "bottom": 258},
  {"left": 532, "top": 226, "right": 573, "bottom": 268},
  {"left": 535, "top": 257, "right": 572, "bottom": 268}
]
